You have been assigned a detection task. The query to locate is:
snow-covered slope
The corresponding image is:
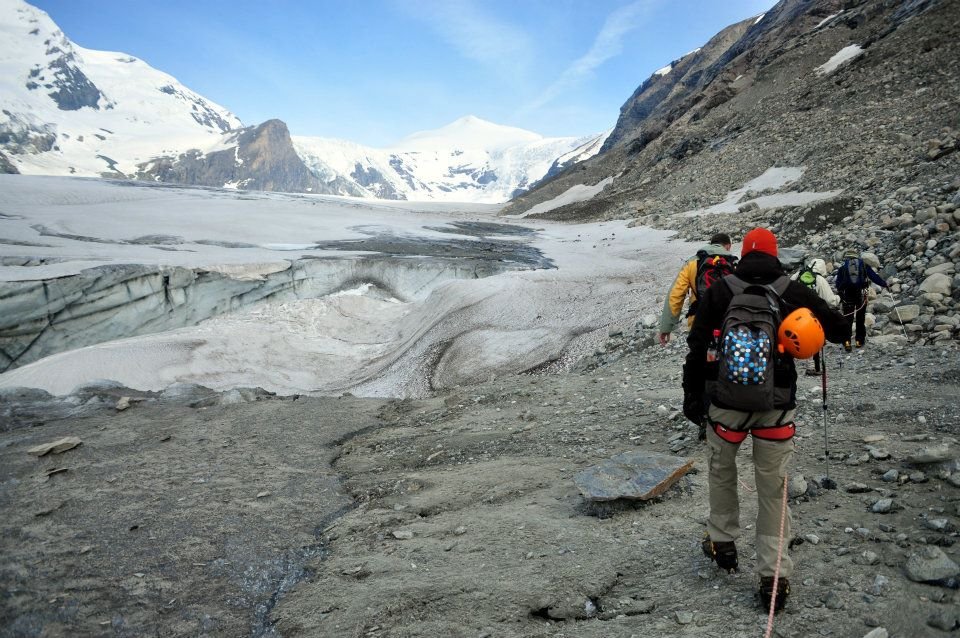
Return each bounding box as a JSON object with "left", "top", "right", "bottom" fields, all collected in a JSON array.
[
  {"left": 0, "top": 0, "right": 241, "bottom": 177},
  {"left": 294, "top": 116, "right": 610, "bottom": 203}
]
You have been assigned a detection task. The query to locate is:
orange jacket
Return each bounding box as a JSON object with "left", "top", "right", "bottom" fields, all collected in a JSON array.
[{"left": 658, "top": 244, "right": 736, "bottom": 334}]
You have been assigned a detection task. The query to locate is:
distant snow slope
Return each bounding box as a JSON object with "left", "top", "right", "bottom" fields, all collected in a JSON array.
[
  {"left": 293, "top": 116, "right": 609, "bottom": 203},
  {"left": 0, "top": 0, "right": 241, "bottom": 177}
]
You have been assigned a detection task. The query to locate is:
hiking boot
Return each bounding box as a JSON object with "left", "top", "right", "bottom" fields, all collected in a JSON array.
[
  {"left": 855, "top": 339, "right": 864, "bottom": 348},
  {"left": 804, "top": 368, "right": 821, "bottom": 377},
  {"left": 702, "top": 535, "right": 738, "bottom": 572},
  {"left": 758, "top": 576, "right": 790, "bottom": 612},
  {"left": 843, "top": 340, "right": 852, "bottom": 352}
]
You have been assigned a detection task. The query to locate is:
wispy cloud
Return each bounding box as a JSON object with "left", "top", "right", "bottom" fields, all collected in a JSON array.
[
  {"left": 522, "top": 1, "right": 657, "bottom": 113},
  {"left": 398, "top": 0, "right": 534, "bottom": 81}
]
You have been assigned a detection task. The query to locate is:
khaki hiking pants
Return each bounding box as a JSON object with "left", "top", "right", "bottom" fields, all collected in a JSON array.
[{"left": 706, "top": 404, "right": 796, "bottom": 579}]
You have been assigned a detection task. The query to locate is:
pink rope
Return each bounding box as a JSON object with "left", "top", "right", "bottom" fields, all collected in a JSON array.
[{"left": 763, "top": 473, "right": 790, "bottom": 638}]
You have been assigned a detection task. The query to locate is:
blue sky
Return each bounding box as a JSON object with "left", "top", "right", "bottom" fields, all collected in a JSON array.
[{"left": 31, "top": 0, "right": 775, "bottom": 147}]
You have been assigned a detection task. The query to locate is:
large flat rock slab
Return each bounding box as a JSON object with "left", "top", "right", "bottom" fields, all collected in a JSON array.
[{"left": 575, "top": 451, "right": 694, "bottom": 502}]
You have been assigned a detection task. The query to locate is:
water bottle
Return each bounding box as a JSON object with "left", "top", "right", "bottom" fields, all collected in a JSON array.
[{"left": 706, "top": 329, "right": 721, "bottom": 362}]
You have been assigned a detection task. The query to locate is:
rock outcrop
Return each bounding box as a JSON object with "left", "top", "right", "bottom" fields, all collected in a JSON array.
[{"left": 136, "top": 119, "right": 323, "bottom": 194}]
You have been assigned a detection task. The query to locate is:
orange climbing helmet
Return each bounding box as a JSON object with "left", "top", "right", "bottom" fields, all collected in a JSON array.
[{"left": 778, "top": 307, "right": 825, "bottom": 359}]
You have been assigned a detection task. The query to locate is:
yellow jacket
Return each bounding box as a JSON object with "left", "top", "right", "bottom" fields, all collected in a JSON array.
[{"left": 658, "top": 244, "right": 736, "bottom": 334}]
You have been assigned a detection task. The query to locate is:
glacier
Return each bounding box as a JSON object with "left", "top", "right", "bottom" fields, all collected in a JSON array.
[{"left": 0, "top": 175, "right": 687, "bottom": 398}]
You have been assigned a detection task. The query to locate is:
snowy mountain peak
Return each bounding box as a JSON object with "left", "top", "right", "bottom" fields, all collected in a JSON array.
[
  {"left": 0, "top": 0, "right": 241, "bottom": 177},
  {"left": 395, "top": 115, "right": 543, "bottom": 153}
]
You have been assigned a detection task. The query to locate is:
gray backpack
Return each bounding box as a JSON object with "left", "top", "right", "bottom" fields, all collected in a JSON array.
[{"left": 715, "top": 275, "right": 790, "bottom": 412}]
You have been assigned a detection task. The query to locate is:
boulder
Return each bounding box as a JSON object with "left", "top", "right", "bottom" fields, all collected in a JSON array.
[
  {"left": 862, "top": 252, "right": 881, "bottom": 269},
  {"left": 906, "top": 444, "right": 955, "bottom": 464},
  {"left": 924, "top": 262, "right": 956, "bottom": 277},
  {"left": 574, "top": 451, "right": 694, "bottom": 501},
  {"left": 889, "top": 305, "right": 920, "bottom": 323},
  {"left": 905, "top": 546, "right": 960, "bottom": 584},
  {"left": 919, "top": 273, "right": 952, "bottom": 295}
]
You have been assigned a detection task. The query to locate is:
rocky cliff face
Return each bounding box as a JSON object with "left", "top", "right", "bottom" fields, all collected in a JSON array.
[
  {"left": 135, "top": 119, "right": 323, "bottom": 194},
  {"left": 0, "top": 151, "right": 18, "bottom": 174},
  {"left": 599, "top": 15, "right": 755, "bottom": 153},
  {"left": 503, "top": 0, "right": 959, "bottom": 347}
]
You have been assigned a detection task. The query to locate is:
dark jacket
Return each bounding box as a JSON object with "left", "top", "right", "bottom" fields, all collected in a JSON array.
[
  {"left": 682, "top": 252, "right": 850, "bottom": 421},
  {"left": 836, "top": 258, "right": 888, "bottom": 303}
]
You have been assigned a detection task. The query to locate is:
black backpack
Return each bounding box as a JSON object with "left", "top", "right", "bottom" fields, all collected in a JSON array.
[
  {"left": 691, "top": 251, "right": 736, "bottom": 314},
  {"left": 715, "top": 275, "right": 790, "bottom": 412}
]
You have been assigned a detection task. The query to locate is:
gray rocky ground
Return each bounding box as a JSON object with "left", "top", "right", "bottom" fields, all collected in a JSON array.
[{"left": 2, "top": 326, "right": 958, "bottom": 637}]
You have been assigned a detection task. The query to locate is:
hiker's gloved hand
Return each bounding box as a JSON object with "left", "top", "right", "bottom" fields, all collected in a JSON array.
[{"left": 683, "top": 392, "right": 704, "bottom": 426}]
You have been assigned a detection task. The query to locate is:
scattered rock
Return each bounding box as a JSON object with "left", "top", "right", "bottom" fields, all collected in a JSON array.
[
  {"left": 905, "top": 546, "right": 960, "bottom": 585},
  {"left": 906, "top": 444, "right": 955, "bottom": 464},
  {"left": 788, "top": 475, "right": 808, "bottom": 498},
  {"left": 27, "top": 437, "right": 82, "bottom": 457},
  {"left": 870, "top": 498, "right": 895, "bottom": 514},
  {"left": 927, "top": 610, "right": 960, "bottom": 632},
  {"left": 846, "top": 482, "right": 871, "bottom": 493},
  {"left": 823, "top": 590, "right": 845, "bottom": 609}
]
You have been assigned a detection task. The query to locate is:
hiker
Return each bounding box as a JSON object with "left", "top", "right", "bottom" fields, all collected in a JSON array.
[
  {"left": 658, "top": 233, "right": 736, "bottom": 346},
  {"left": 835, "top": 249, "right": 888, "bottom": 350},
  {"left": 682, "top": 228, "right": 850, "bottom": 612},
  {"left": 790, "top": 258, "right": 839, "bottom": 376}
]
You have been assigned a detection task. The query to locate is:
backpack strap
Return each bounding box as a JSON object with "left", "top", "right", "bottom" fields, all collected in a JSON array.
[
  {"left": 724, "top": 274, "right": 747, "bottom": 296},
  {"left": 766, "top": 275, "right": 790, "bottom": 297},
  {"left": 763, "top": 276, "right": 790, "bottom": 316},
  {"left": 724, "top": 274, "right": 788, "bottom": 298}
]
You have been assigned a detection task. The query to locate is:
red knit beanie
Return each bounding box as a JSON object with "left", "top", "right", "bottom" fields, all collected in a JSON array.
[{"left": 741, "top": 227, "right": 778, "bottom": 258}]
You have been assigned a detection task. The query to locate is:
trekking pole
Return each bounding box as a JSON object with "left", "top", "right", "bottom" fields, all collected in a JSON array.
[
  {"left": 820, "top": 350, "right": 836, "bottom": 489},
  {"left": 886, "top": 289, "right": 909, "bottom": 340}
]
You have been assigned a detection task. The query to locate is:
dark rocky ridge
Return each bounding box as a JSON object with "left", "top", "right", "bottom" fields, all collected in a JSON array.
[
  {"left": 0, "top": 151, "right": 19, "bottom": 174},
  {"left": 29, "top": 31, "right": 104, "bottom": 111},
  {"left": 157, "top": 84, "right": 235, "bottom": 133},
  {"left": 135, "top": 119, "right": 321, "bottom": 193},
  {"left": 599, "top": 12, "right": 755, "bottom": 153}
]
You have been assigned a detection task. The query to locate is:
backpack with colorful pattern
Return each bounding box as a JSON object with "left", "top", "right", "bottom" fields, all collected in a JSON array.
[{"left": 715, "top": 275, "right": 790, "bottom": 412}]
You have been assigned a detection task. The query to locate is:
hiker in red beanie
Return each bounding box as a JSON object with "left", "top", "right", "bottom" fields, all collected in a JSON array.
[{"left": 682, "top": 227, "right": 849, "bottom": 612}]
